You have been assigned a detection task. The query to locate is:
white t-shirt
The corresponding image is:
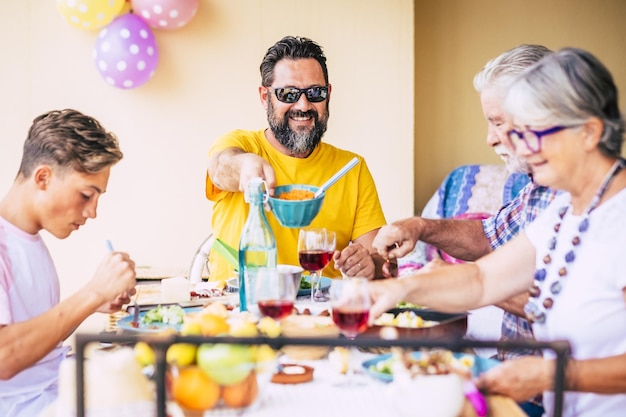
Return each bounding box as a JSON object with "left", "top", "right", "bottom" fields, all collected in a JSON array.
[
  {"left": 0, "top": 216, "right": 70, "bottom": 417},
  {"left": 526, "top": 190, "right": 626, "bottom": 417}
]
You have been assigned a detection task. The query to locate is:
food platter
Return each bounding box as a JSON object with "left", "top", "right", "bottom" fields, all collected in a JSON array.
[
  {"left": 297, "top": 276, "right": 332, "bottom": 297},
  {"left": 360, "top": 307, "right": 468, "bottom": 339},
  {"left": 362, "top": 351, "right": 500, "bottom": 383},
  {"left": 116, "top": 306, "right": 203, "bottom": 333}
]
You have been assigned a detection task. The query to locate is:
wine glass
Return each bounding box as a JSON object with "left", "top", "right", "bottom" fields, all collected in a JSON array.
[
  {"left": 254, "top": 268, "right": 298, "bottom": 320},
  {"left": 297, "top": 228, "right": 336, "bottom": 302},
  {"left": 330, "top": 277, "right": 371, "bottom": 386}
]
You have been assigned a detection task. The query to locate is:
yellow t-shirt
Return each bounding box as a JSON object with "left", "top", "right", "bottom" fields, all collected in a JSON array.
[{"left": 205, "top": 129, "right": 387, "bottom": 282}]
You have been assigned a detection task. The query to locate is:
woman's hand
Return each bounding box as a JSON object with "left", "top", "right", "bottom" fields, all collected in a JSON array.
[
  {"left": 367, "top": 278, "right": 407, "bottom": 323},
  {"left": 476, "top": 356, "right": 551, "bottom": 401}
]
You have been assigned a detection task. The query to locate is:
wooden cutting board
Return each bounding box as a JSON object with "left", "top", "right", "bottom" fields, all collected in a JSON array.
[{"left": 460, "top": 395, "right": 526, "bottom": 417}]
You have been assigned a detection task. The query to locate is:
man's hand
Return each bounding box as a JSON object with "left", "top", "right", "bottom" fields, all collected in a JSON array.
[
  {"left": 237, "top": 153, "right": 277, "bottom": 195},
  {"left": 381, "top": 258, "right": 399, "bottom": 278},
  {"left": 86, "top": 251, "right": 136, "bottom": 308},
  {"left": 373, "top": 217, "right": 422, "bottom": 259},
  {"left": 97, "top": 289, "right": 134, "bottom": 314},
  {"left": 496, "top": 292, "right": 530, "bottom": 317},
  {"left": 333, "top": 243, "right": 375, "bottom": 278},
  {"left": 208, "top": 148, "right": 276, "bottom": 194}
]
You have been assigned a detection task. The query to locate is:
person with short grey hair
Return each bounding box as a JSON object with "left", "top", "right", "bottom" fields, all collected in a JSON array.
[
  {"left": 474, "top": 44, "right": 553, "bottom": 174},
  {"left": 370, "top": 47, "right": 626, "bottom": 417}
]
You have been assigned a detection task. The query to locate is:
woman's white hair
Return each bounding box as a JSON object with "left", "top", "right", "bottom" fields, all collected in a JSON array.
[{"left": 504, "top": 47, "right": 623, "bottom": 158}]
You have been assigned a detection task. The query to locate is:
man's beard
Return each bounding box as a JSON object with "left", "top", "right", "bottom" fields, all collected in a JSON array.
[
  {"left": 494, "top": 144, "right": 531, "bottom": 174},
  {"left": 267, "top": 100, "right": 329, "bottom": 156}
]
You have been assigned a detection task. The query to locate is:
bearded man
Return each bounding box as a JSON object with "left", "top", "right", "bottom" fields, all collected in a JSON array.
[{"left": 206, "top": 36, "right": 386, "bottom": 282}]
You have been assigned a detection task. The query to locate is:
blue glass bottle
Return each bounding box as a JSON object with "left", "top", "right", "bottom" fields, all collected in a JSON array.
[{"left": 238, "top": 178, "right": 277, "bottom": 311}]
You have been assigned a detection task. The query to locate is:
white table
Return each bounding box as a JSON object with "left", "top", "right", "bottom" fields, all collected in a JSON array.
[{"left": 167, "top": 351, "right": 392, "bottom": 417}]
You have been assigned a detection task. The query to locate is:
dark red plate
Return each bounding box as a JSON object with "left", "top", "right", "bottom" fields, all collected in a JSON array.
[{"left": 361, "top": 308, "right": 467, "bottom": 340}]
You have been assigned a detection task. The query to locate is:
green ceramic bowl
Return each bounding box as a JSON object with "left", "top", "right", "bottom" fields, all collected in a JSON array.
[{"left": 268, "top": 184, "right": 325, "bottom": 228}]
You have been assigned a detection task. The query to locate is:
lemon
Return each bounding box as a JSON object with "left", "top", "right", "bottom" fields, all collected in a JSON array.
[
  {"left": 251, "top": 344, "right": 276, "bottom": 362},
  {"left": 229, "top": 319, "right": 259, "bottom": 337},
  {"left": 252, "top": 344, "right": 277, "bottom": 373},
  {"left": 197, "top": 313, "right": 230, "bottom": 336},
  {"left": 167, "top": 343, "right": 197, "bottom": 367},
  {"left": 200, "top": 302, "right": 229, "bottom": 318},
  {"left": 258, "top": 317, "right": 281, "bottom": 338},
  {"left": 134, "top": 342, "right": 155, "bottom": 367},
  {"left": 181, "top": 321, "right": 202, "bottom": 336},
  {"left": 328, "top": 347, "right": 350, "bottom": 374}
]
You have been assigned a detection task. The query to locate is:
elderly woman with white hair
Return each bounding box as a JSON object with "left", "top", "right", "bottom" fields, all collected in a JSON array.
[{"left": 368, "top": 47, "right": 626, "bottom": 417}]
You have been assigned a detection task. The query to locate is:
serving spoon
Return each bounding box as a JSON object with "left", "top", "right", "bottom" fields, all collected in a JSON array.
[{"left": 314, "top": 157, "right": 360, "bottom": 198}]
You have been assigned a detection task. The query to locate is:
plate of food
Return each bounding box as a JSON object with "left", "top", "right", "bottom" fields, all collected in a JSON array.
[
  {"left": 297, "top": 276, "right": 332, "bottom": 297},
  {"left": 116, "top": 305, "right": 203, "bottom": 333},
  {"left": 361, "top": 307, "right": 468, "bottom": 340},
  {"left": 362, "top": 350, "right": 500, "bottom": 383}
]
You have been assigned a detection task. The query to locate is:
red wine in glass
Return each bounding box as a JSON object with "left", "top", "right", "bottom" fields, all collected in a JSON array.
[
  {"left": 329, "top": 278, "right": 371, "bottom": 387},
  {"left": 298, "top": 250, "right": 332, "bottom": 271},
  {"left": 258, "top": 299, "right": 294, "bottom": 320},
  {"left": 332, "top": 308, "right": 370, "bottom": 338},
  {"left": 298, "top": 229, "right": 337, "bottom": 302}
]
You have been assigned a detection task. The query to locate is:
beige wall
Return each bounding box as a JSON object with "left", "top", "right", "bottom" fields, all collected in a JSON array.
[
  {"left": 414, "top": 0, "right": 626, "bottom": 212},
  {"left": 0, "top": 1, "right": 414, "bottom": 330},
  {"left": 3, "top": 0, "right": 626, "bottom": 333}
]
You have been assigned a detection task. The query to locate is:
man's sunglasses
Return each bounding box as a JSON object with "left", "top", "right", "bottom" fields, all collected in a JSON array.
[{"left": 269, "top": 86, "right": 329, "bottom": 103}]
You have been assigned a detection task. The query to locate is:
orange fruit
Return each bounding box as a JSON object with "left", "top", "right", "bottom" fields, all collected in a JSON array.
[
  {"left": 197, "top": 313, "right": 229, "bottom": 336},
  {"left": 171, "top": 366, "right": 221, "bottom": 411},
  {"left": 221, "top": 371, "right": 258, "bottom": 408}
]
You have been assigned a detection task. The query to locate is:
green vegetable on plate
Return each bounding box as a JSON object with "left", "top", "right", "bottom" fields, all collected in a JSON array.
[{"left": 141, "top": 305, "right": 185, "bottom": 325}]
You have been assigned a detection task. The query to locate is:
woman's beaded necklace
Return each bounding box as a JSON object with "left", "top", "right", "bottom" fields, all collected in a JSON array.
[{"left": 524, "top": 158, "right": 625, "bottom": 324}]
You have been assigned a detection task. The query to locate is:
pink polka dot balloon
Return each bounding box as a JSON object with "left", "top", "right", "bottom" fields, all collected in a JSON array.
[
  {"left": 131, "top": 0, "right": 199, "bottom": 30},
  {"left": 93, "top": 14, "right": 159, "bottom": 89}
]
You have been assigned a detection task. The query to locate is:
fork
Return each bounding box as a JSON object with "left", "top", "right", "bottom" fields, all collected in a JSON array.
[
  {"left": 131, "top": 287, "right": 141, "bottom": 327},
  {"left": 106, "top": 240, "right": 141, "bottom": 326}
]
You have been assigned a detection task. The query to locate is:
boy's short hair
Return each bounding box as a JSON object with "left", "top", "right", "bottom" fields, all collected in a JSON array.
[{"left": 18, "top": 109, "right": 123, "bottom": 178}]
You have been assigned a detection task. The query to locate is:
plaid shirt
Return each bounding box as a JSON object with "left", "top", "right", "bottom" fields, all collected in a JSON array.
[{"left": 482, "top": 181, "right": 560, "bottom": 361}]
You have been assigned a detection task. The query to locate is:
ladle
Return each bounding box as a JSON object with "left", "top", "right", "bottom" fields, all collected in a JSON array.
[{"left": 314, "top": 157, "right": 360, "bottom": 198}]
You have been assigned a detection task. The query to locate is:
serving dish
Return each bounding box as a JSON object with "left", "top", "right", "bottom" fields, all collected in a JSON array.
[
  {"left": 361, "top": 307, "right": 468, "bottom": 340},
  {"left": 362, "top": 351, "right": 499, "bottom": 383},
  {"left": 116, "top": 306, "right": 202, "bottom": 333},
  {"left": 268, "top": 184, "right": 325, "bottom": 228}
]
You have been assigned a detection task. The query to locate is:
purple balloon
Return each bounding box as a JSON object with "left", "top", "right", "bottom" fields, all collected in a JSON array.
[{"left": 93, "top": 14, "right": 159, "bottom": 89}]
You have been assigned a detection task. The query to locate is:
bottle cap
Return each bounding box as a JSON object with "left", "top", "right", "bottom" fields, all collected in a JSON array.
[{"left": 244, "top": 177, "right": 268, "bottom": 203}]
